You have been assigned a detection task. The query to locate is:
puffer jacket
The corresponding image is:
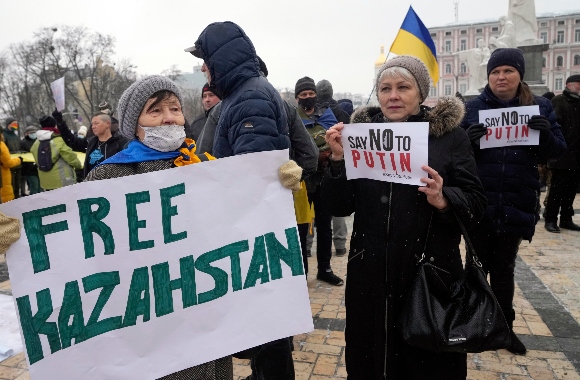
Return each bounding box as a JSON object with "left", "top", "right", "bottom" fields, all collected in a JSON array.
[
  {"left": 549, "top": 88, "right": 580, "bottom": 170},
  {"left": 1, "top": 141, "right": 21, "bottom": 202},
  {"left": 460, "top": 85, "right": 566, "bottom": 240},
  {"left": 31, "top": 130, "right": 82, "bottom": 190},
  {"left": 322, "top": 97, "right": 486, "bottom": 379},
  {"left": 191, "top": 21, "right": 289, "bottom": 158}
]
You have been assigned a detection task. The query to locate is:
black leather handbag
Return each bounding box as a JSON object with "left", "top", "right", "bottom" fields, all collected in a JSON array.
[{"left": 400, "top": 212, "right": 512, "bottom": 353}]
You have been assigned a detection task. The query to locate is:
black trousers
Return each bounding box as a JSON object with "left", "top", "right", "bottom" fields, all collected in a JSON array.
[
  {"left": 11, "top": 167, "right": 21, "bottom": 199},
  {"left": 307, "top": 186, "right": 333, "bottom": 273},
  {"left": 248, "top": 338, "right": 295, "bottom": 380},
  {"left": 297, "top": 223, "right": 309, "bottom": 274},
  {"left": 545, "top": 168, "right": 580, "bottom": 223},
  {"left": 468, "top": 222, "right": 523, "bottom": 327}
]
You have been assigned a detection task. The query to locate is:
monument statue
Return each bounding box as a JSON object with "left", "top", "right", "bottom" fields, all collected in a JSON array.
[
  {"left": 508, "top": 0, "right": 541, "bottom": 45},
  {"left": 497, "top": 16, "right": 517, "bottom": 48},
  {"left": 457, "top": 39, "right": 490, "bottom": 94}
]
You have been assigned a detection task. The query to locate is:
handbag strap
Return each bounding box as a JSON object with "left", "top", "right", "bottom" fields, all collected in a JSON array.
[{"left": 420, "top": 209, "right": 482, "bottom": 268}]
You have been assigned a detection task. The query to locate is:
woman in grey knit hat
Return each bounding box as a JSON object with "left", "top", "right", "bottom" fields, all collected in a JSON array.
[
  {"left": 322, "top": 55, "right": 486, "bottom": 379},
  {"left": 85, "top": 76, "right": 233, "bottom": 380}
]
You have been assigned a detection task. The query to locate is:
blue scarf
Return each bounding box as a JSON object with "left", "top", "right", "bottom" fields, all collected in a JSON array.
[
  {"left": 99, "top": 140, "right": 182, "bottom": 165},
  {"left": 301, "top": 107, "right": 338, "bottom": 130}
]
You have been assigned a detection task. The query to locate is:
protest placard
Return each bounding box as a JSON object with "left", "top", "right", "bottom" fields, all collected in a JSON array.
[
  {"left": 341, "top": 123, "right": 429, "bottom": 186},
  {"left": 50, "top": 77, "right": 65, "bottom": 112},
  {"left": 0, "top": 149, "right": 313, "bottom": 380},
  {"left": 478, "top": 105, "right": 540, "bottom": 149}
]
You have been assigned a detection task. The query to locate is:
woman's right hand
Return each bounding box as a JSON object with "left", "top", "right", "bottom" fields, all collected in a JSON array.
[
  {"left": 325, "top": 122, "right": 345, "bottom": 160},
  {"left": 0, "top": 212, "right": 21, "bottom": 255}
]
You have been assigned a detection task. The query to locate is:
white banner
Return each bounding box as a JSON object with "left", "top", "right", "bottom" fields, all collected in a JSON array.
[
  {"left": 342, "top": 123, "right": 429, "bottom": 186},
  {"left": 478, "top": 105, "right": 540, "bottom": 149},
  {"left": 0, "top": 149, "right": 313, "bottom": 380},
  {"left": 50, "top": 77, "right": 65, "bottom": 112}
]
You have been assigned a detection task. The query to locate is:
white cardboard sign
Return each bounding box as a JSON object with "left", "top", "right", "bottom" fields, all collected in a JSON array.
[
  {"left": 342, "top": 122, "right": 429, "bottom": 186},
  {"left": 478, "top": 105, "right": 540, "bottom": 149},
  {"left": 50, "top": 77, "right": 66, "bottom": 112},
  {"left": 0, "top": 149, "right": 313, "bottom": 380}
]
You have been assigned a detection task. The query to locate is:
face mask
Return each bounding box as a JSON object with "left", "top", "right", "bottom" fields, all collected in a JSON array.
[
  {"left": 29, "top": 133, "right": 37, "bottom": 140},
  {"left": 78, "top": 134, "right": 86, "bottom": 139},
  {"left": 139, "top": 124, "right": 186, "bottom": 152},
  {"left": 298, "top": 96, "right": 317, "bottom": 110}
]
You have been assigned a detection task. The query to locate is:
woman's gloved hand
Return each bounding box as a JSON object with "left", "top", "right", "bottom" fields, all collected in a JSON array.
[
  {"left": 527, "top": 115, "right": 551, "bottom": 142},
  {"left": 0, "top": 212, "right": 21, "bottom": 255},
  {"left": 278, "top": 160, "right": 303, "bottom": 191},
  {"left": 52, "top": 109, "right": 64, "bottom": 124},
  {"left": 466, "top": 123, "right": 487, "bottom": 145}
]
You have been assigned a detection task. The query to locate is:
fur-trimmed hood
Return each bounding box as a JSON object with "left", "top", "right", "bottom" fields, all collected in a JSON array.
[{"left": 350, "top": 96, "right": 465, "bottom": 137}]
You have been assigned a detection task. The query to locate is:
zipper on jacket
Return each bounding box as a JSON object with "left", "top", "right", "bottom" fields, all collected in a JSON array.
[{"left": 384, "top": 182, "right": 393, "bottom": 379}]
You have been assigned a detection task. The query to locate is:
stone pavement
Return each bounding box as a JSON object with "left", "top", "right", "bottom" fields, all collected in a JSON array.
[{"left": 1, "top": 194, "right": 580, "bottom": 379}]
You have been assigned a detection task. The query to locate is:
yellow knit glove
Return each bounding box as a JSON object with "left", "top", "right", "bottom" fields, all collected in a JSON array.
[
  {"left": 0, "top": 212, "right": 20, "bottom": 255},
  {"left": 278, "top": 160, "right": 303, "bottom": 192}
]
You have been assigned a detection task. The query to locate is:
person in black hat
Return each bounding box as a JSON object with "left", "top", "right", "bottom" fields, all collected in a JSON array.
[
  {"left": 544, "top": 74, "right": 580, "bottom": 232},
  {"left": 461, "top": 48, "right": 567, "bottom": 355},
  {"left": 30, "top": 115, "right": 82, "bottom": 190},
  {"left": 294, "top": 76, "right": 344, "bottom": 286},
  {"left": 186, "top": 83, "right": 221, "bottom": 141}
]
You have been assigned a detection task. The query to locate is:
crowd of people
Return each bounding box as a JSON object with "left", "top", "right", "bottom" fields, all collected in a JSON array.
[{"left": 0, "top": 19, "right": 579, "bottom": 380}]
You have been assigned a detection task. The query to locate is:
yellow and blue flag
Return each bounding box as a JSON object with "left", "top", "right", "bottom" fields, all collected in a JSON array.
[{"left": 389, "top": 6, "right": 439, "bottom": 86}]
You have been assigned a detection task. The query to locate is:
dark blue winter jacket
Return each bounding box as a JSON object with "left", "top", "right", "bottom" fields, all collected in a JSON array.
[
  {"left": 461, "top": 85, "right": 566, "bottom": 240},
  {"left": 192, "top": 21, "right": 289, "bottom": 158}
]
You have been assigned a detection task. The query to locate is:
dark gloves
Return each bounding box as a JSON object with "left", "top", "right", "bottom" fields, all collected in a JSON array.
[
  {"left": 466, "top": 123, "right": 487, "bottom": 146},
  {"left": 527, "top": 115, "right": 551, "bottom": 142},
  {"left": 52, "top": 109, "right": 64, "bottom": 124}
]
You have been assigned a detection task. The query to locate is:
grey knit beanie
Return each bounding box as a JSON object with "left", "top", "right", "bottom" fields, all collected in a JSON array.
[
  {"left": 117, "top": 75, "right": 183, "bottom": 139},
  {"left": 316, "top": 80, "right": 333, "bottom": 100},
  {"left": 376, "top": 55, "right": 431, "bottom": 102}
]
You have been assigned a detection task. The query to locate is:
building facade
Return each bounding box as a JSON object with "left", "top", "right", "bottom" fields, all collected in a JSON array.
[{"left": 424, "top": 11, "right": 580, "bottom": 102}]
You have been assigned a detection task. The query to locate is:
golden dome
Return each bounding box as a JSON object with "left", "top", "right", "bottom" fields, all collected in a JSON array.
[{"left": 375, "top": 45, "right": 387, "bottom": 67}]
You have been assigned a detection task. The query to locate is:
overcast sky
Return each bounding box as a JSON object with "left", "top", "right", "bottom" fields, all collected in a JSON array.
[{"left": 0, "top": 0, "right": 578, "bottom": 96}]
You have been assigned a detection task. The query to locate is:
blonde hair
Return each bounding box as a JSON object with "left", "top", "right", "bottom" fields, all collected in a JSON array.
[{"left": 376, "top": 67, "right": 419, "bottom": 92}]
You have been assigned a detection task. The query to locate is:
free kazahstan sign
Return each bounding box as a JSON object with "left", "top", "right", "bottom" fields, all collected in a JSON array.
[
  {"left": 478, "top": 105, "right": 540, "bottom": 149},
  {"left": 0, "top": 149, "right": 313, "bottom": 380},
  {"left": 341, "top": 123, "right": 429, "bottom": 186}
]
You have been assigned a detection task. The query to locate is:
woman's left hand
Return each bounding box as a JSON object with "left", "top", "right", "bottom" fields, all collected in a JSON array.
[{"left": 418, "top": 165, "right": 449, "bottom": 210}]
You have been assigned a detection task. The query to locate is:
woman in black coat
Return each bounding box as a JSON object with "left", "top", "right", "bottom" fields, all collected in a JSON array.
[
  {"left": 322, "top": 56, "right": 486, "bottom": 379},
  {"left": 461, "top": 48, "right": 566, "bottom": 355}
]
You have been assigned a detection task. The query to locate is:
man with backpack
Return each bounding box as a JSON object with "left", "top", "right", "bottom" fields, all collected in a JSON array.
[{"left": 31, "top": 115, "right": 82, "bottom": 191}]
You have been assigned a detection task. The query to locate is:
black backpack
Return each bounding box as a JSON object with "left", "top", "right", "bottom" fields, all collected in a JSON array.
[{"left": 37, "top": 140, "right": 55, "bottom": 172}]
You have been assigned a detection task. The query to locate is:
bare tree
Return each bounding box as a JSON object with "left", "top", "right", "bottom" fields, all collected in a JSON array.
[
  {"left": 0, "top": 25, "right": 137, "bottom": 127},
  {"left": 181, "top": 87, "right": 204, "bottom": 123},
  {"left": 161, "top": 64, "right": 183, "bottom": 81}
]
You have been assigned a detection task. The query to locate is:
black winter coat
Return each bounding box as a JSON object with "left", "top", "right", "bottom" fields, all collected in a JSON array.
[
  {"left": 460, "top": 85, "right": 566, "bottom": 240},
  {"left": 187, "top": 114, "right": 208, "bottom": 142},
  {"left": 20, "top": 137, "right": 38, "bottom": 177},
  {"left": 549, "top": 88, "right": 580, "bottom": 170},
  {"left": 322, "top": 97, "right": 486, "bottom": 380},
  {"left": 317, "top": 97, "right": 350, "bottom": 124},
  {"left": 83, "top": 133, "right": 129, "bottom": 176},
  {"left": 3, "top": 129, "right": 21, "bottom": 153}
]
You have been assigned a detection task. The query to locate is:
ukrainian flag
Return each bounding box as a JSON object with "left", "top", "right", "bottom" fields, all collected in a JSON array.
[{"left": 389, "top": 6, "right": 439, "bottom": 86}]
